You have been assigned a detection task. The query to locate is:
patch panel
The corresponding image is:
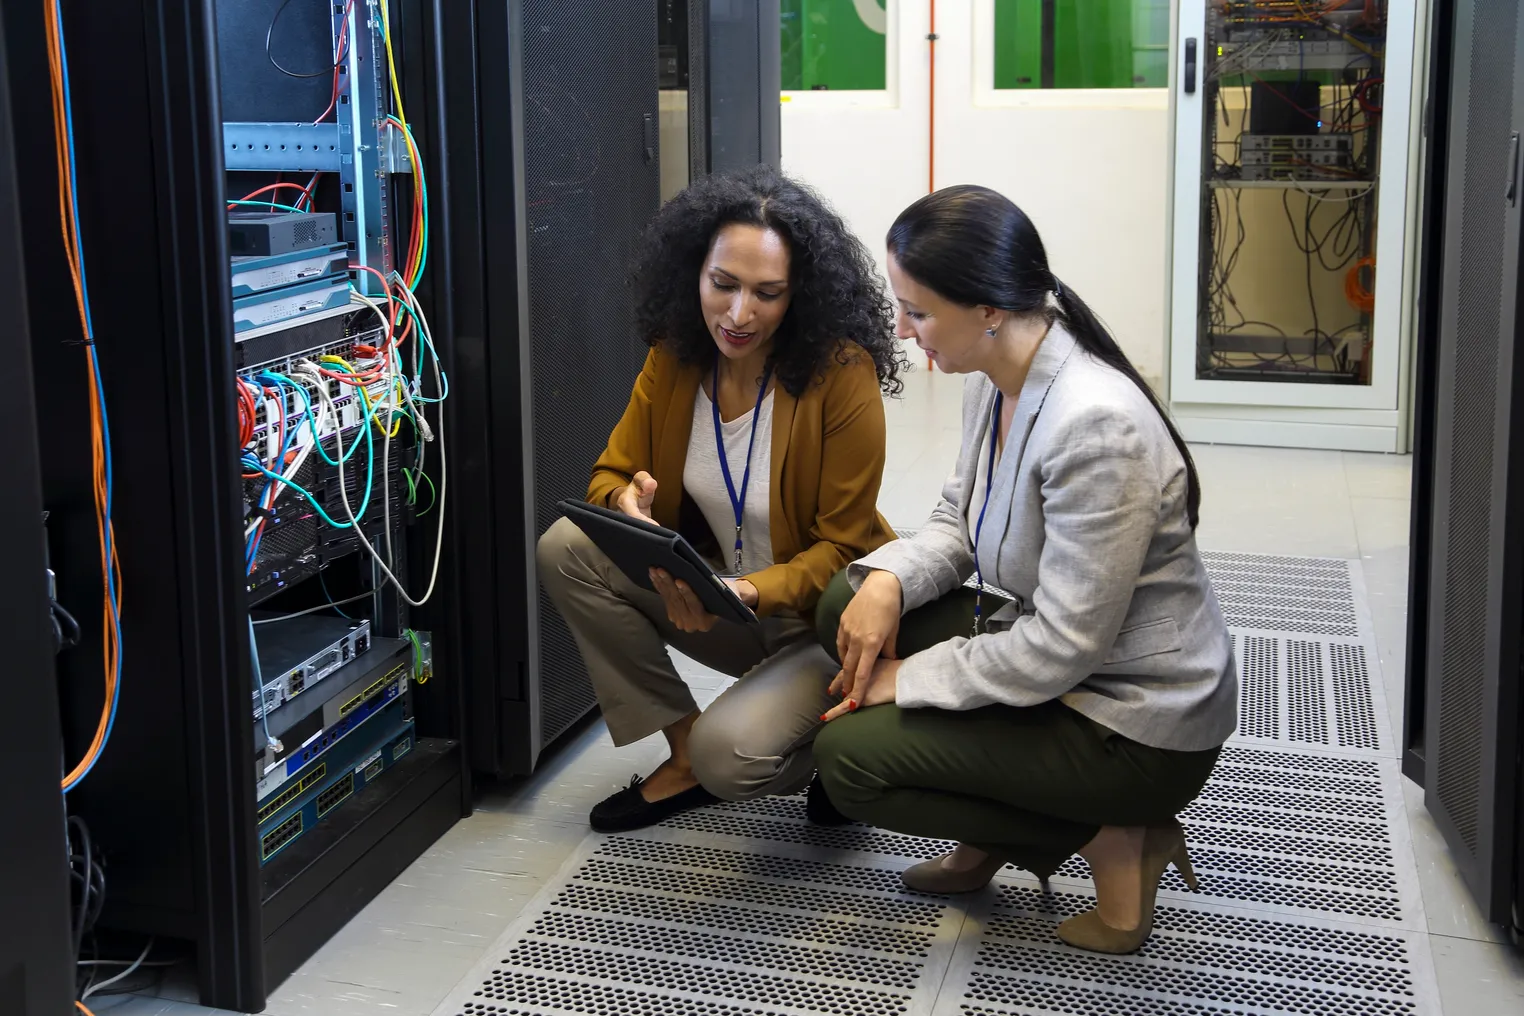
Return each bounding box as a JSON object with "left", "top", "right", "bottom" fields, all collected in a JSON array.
[
  {"left": 258, "top": 719, "right": 415, "bottom": 867},
  {"left": 246, "top": 368, "right": 395, "bottom": 466}
]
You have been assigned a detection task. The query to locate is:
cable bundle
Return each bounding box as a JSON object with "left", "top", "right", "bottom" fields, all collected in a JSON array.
[
  {"left": 47, "top": 0, "right": 122, "bottom": 793},
  {"left": 238, "top": 283, "right": 448, "bottom": 606}
]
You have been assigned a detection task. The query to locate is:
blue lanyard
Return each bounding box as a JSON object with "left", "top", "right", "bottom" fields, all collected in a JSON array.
[
  {"left": 971, "top": 391, "right": 1003, "bottom": 637},
  {"left": 712, "top": 358, "right": 773, "bottom": 575}
]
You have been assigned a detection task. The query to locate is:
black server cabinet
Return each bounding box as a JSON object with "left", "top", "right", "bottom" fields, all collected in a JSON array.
[
  {"left": 2, "top": 1, "right": 469, "bottom": 1008},
  {"left": 1408, "top": 0, "right": 1524, "bottom": 937},
  {"left": 1402, "top": 0, "right": 1456, "bottom": 790},
  {"left": 689, "top": 0, "right": 783, "bottom": 177},
  {"left": 0, "top": 3, "right": 77, "bottom": 1011},
  {"left": 434, "top": 0, "right": 661, "bottom": 776}
]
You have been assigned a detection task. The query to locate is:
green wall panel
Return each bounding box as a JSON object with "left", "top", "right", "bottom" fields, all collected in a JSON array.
[{"left": 781, "top": 0, "right": 887, "bottom": 91}]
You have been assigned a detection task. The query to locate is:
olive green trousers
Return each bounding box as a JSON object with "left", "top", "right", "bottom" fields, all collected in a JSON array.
[{"left": 811, "top": 570, "right": 1222, "bottom": 879}]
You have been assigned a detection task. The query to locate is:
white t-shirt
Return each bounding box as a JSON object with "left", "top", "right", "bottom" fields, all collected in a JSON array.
[{"left": 684, "top": 386, "right": 775, "bottom": 576}]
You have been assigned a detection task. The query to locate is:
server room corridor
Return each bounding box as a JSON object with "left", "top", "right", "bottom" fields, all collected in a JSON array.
[{"left": 92, "top": 367, "right": 1524, "bottom": 1016}]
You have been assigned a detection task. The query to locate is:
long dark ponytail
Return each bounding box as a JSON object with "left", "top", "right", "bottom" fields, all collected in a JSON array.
[{"left": 887, "top": 185, "right": 1201, "bottom": 528}]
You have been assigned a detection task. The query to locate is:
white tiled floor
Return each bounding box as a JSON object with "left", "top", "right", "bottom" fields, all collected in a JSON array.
[{"left": 102, "top": 366, "right": 1523, "bottom": 1015}]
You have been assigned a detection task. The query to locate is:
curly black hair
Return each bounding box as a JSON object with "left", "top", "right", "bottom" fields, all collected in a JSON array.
[{"left": 630, "top": 166, "right": 904, "bottom": 397}]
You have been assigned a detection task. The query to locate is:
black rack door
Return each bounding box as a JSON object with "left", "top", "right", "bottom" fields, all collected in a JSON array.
[
  {"left": 443, "top": 0, "right": 659, "bottom": 776},
  {"left": 1421, "top": 0, "right": 1524, "bottom": 929},
  {"left": 0, "top": 2, "right": 76, "bottom": 1011}
]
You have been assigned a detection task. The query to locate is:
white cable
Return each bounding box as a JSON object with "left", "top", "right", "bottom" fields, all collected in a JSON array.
[
  {"left": 81, "top": 938, "right": 155, "bottom": 1000},
  {"left": 245, "top": 379, "right": 331, "bottom": 539},
  {"left": 331, "top": 286, "right": 447, "bottom": 607},
  {"left": 252, "top": 591, "right": 373, "bottom": 624},
  {"left": 1292, "top": 179, "right": 1377, "bottom": 203}
]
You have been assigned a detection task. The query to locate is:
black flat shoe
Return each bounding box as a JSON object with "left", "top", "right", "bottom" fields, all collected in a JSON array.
[
  {"left": 806, "top": 772, "right": 850, "bottom": 826},
  {"left": 589, "top": 774, "right": 719, "bottom": 833}
]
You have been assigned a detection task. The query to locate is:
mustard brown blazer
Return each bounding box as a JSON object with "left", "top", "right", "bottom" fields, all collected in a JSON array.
[{"left": 586, "top": 344, "right": 897, "bottom": 618}]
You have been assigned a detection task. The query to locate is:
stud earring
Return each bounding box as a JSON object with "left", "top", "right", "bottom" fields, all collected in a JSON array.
[{"left": 986, "top": 327, "right": 997, "bottom": 337}]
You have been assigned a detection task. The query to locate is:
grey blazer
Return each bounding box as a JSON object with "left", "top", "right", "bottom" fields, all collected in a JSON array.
[{"left": 851, "top": 325, "right": 1238, "bottom": 752}]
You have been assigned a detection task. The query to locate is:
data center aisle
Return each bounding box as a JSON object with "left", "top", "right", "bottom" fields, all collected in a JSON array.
[{"left": 101, "top": 368, "right": 1523, "bottom": 1015}]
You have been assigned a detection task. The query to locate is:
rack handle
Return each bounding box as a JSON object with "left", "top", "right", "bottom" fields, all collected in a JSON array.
[
  {"left": 1508, "top": 132, "right": 1520, "bottom": 206},
  {"left": 1184, "top": 38, "right": 1197, "bottom": 95}
]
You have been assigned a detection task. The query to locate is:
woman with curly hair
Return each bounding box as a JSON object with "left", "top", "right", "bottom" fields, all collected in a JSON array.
[{"left": 537, "top": 166, "right": 905, "bottom": 832}]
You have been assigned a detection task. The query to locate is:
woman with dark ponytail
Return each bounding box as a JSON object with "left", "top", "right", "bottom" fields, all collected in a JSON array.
[{"left": 810, "top": 186, "right": 1237, "bottom": 956}]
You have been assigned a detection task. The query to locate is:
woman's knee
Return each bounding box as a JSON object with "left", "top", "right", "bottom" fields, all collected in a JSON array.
[
  {"left": 813, "top": 569, "right": 856, "bottom": 663},
  {"left": 812, "top": 713, "right": 881, "bottom": 807},
  {"left": 687, "top": 709, "right": 781, "bottom": 802},
  {"left": 535, "top": 516, "right": 587, "bottom": 575}
]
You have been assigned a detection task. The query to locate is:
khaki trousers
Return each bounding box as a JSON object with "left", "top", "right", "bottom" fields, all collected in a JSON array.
[{"left": 537, "top": 517, "right": 839, "bottom": 801}]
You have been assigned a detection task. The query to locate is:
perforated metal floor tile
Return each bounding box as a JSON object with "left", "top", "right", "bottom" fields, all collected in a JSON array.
[
  {"left": 931, "top": 880, "right": 1440, "bottom": 1016},
  {"left": 1203, "top": 551, "right": 1394, "bottom": 757},
  {"left": 433, "top": 550, "right": 1439, "bottom": 1016},
  {"left": 430, "top": 829, "right": 965, "bottom": 1016}
]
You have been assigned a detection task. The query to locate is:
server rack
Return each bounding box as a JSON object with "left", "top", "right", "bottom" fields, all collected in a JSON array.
[
  {"left": 2, "top": 0, "right": 468, "bottom": 1009},
  {"left": 432, "top": 0, "right": 662, "bottom": 777},
  {"left": 1405, "top": 0, "right": 1524, "bottom": 940},
  {"left": 1403, "top": 0, "right": 1456, "bottom": 789},
  {"left": 690, "top": 0, "right": 783, "bottom": 177},
  {"left": 0, "top": 3, "right": 76, "bottom": 1010}
]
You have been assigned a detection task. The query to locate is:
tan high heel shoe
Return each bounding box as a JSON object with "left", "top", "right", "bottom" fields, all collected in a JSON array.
[
  {"left": 900, "top": 847, "right": 1010, "bottom": 894},
  {"left": 1057, "top": 820, "right": 1199, "bottom": 954}
]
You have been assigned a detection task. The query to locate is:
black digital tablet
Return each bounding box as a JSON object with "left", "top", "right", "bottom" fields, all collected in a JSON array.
[{"left": 557, "top": 499, "right": 759, "bottom": 626}]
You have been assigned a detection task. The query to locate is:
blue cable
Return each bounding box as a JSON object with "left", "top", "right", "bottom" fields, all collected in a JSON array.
[
  {"left": 257, "top": 371, "right": 366, "bottom": 467},
  {"left": 241, "top": 399, "right": 376, "bottom": 529},
  {"left": 249, "top": 615, "right": 278, "bottom": 749},
  {"left": 228, "top": 199, "right": 308, "bottom": 214},
  {"left": 58, "top": 4, "right": 121, "bottom": 793},
  {"left": 319, "top": 570, "right": 353, "bottom": 619}
]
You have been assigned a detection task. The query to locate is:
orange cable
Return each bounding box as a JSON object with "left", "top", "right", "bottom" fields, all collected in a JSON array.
[{"left": 49, "top": 0, "right": 122, "bottom": 789}]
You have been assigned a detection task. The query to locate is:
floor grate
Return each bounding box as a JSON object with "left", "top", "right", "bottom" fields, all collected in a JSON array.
[{"left": 432, "top": 551, "right": 1437, "bottom": 1016}]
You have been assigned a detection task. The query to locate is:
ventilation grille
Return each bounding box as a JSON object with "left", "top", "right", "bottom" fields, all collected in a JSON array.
[
  {"left": 1205, "top": 553, "right": 1386, "bottom": 755},
  {"left": 1201, "top": 550, "right": 1361, "bottom": 637},
  {"left": 521, "top": 0, "right": 659, "bottom": 751},
  {"left": 291, "top": 219, "right": 320, "bottom": 245}
]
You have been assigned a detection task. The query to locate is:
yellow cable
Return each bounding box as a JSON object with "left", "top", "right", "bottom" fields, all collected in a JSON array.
[{"left": 378, "top": 0, "right": 407, "bottom": 127}]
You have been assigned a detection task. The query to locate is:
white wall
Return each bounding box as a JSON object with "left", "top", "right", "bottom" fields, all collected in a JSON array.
[{"left": 780, "top": 0, "right": 1171, "bottom": 385}]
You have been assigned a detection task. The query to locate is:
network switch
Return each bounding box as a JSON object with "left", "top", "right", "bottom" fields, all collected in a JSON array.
[
  {"left": 1241, "top": 133, "right": 1353, "bottom": 153},
  {"left": 255, "top": 640, "right": 411, "bottom": 801},
  {"left": 230, "top": 243, "right": 349, "bottom": 298},
  {"left": 259, "top": 705, "right": 414, "bottom": 866},
  {"left": 251, "top": 614, "right": 372, "bottom": 720},
  {"left": 233, "top": 276, "right": 350, "bottom": 334},
  {"left": 227, "top": 211, "right": 338, "bottom": 256}
]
